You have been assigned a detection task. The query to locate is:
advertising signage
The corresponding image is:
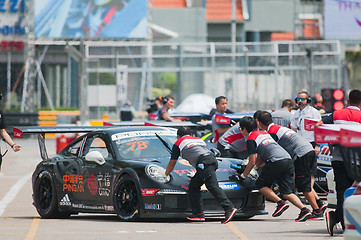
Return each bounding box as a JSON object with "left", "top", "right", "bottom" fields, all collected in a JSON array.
[
  {"left": 0, "top": 0, "right": 27, "bottom": 38},
  {"left": 324, "top": 0, "right": 361, "bottom": 40},
  {"left": 34, "top": 0, "right": 147, "bottom": 39}
]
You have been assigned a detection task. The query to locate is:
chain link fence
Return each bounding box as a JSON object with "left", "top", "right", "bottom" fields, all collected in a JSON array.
[{"left": 85, "top": 40, "right": 341, "bottom": 116}]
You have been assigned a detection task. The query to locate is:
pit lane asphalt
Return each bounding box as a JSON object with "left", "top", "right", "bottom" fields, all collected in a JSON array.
[{"left": 0, "top": 138, "right": 343, "bottom": 240}]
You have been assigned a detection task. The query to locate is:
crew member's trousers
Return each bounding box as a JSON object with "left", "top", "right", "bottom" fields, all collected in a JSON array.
[
  {"left": 332, "top": 160, "right": 354, "bottom": 230},
  {"left": 188, "top": 154, "right": 234, "bottom": 214}
]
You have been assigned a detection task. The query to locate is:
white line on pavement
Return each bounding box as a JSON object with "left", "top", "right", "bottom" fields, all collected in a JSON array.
[{"left": 0, "top": 173, "right": 32, "bottom": 216}]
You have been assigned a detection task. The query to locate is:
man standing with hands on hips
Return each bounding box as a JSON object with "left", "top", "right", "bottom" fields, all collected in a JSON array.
[
  {"left": 0, "top": 92, "right": 21, "bottom": 169},
  {"left": 165, "top": 126, "right": 237, "bottom": 223}
]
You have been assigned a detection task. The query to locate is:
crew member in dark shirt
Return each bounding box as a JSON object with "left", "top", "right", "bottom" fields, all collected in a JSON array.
[{"left": 157, "top": 95, "right": 179, "bottom": 122}]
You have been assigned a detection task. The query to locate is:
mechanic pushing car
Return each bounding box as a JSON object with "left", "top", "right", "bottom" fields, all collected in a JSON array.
[
  {"left": 0, "top": 92, "right": 21, "bottom": 170},
  {"left": 257, "top": 111, "right": 327, "bottom": 220},
  {"left": 217, "top": 121, "right": 248, "bottom": 159},
  {"left": 165, "top": 126, "right": 237, "bottom": 223},
  {"left": 238, "top": 116, "right": 313, "bottom": 222},
  {"left": 315, "top": 89, "right": 361, "bottom": 236}
]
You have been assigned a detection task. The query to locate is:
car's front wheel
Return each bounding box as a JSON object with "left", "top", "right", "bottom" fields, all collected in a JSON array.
[
  {"left": 113, "top": 174, "right": 140, "bottom": 221},
  {"left": 33, "top": 171, "right": 69, "bottom": 219}
]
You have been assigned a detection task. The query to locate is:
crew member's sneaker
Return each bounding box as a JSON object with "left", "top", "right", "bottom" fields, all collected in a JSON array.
[
  {"left": 316, "top": 199, "right": 327, "bottom": 214},
  {"left": 309, "top": 209, "right": 324, "bottom": 220},
  {"left": 295, "top": 208, "right": 312, "bottom": 222},
  {"left": 221, "top": 208, "right": 237, "bottom": 224},
  {"left": 272, "top": 200, "right": 289, "bottom": 217},
  {"left": 326, "top": 211, "right": 337, "bottom": 236},
  {"left": 187, "top": 213, "right": 205, "bottom": 222}
]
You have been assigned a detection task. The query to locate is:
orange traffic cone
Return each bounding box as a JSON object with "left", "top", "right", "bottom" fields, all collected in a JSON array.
[{"left": 57, "top": 134, "right": 68, "bottom": 153}]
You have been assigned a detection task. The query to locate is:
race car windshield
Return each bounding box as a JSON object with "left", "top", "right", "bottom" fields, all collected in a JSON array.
[{"left": 113, "top": 133, "right": 176, "bottom": 159}]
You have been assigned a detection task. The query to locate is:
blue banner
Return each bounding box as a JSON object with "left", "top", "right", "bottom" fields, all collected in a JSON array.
[{"left": 34, "top": 0, "right": 147, "bottom": 38}]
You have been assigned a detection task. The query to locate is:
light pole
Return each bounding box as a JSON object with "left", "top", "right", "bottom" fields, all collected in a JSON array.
[{"left": 231, "top": 0, "right": 237, "bottom": 110}]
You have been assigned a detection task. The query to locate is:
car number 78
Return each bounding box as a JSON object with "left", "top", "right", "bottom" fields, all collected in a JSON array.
[{"left": 126, "top": 141, "right": 148, "bottom": 151}]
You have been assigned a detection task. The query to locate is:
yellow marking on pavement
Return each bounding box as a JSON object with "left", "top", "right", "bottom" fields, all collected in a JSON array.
[
  {"left": 226, "top": 222, "right": 250, "bottom": 240},
  {"left": 24, "top": 215, "right": 40, "bottom": 240}
]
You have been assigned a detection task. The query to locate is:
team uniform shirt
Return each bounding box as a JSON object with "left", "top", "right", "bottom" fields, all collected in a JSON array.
[
  {"left": 267, "top": 123, "right": 314, "bottom": 160},
  {"left": 211, "top": 111, "right": 230, "bottom": 143},
  {"left": 170, "top": 135, "right": 209, "bottom": 168},
  {"left": 157, "top": 107, "right": 167, "bottom": 120},
  {"left": 271, "top": 108, "right": 293, "bottom": 128},
  {"left": 290, "top": 105, "right": 321, "bottom": 142},
  {"left": 246, "top": 130, "right": 291, "bottom": 163},
  {"left": 218, "top": 123, "right": 247, "bottom": 152},
  {"left": 322, "top": 106, "right": 361, "bottom": 161}
]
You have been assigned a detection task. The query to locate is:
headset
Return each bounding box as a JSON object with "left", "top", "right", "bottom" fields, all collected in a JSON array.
[
  {"left": 295, "top": 90, "right": 312, "bottom": 104},
  {"left": 162, "top": 96, "right": 169, "bottom": 105}
]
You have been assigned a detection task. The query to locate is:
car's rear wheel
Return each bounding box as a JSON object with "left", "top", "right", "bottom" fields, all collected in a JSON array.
[
  {"left": 114, "top": 175, "right": 140, "bottom": 221},
  {"left": 33, "top": 171, "right": 70, "bottom": 219}
]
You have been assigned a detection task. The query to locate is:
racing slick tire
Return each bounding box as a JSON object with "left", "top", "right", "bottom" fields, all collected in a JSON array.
[
  {"left": 113, "top": 174, "right": 140, "bottom": 221},
  {"left": 33, "top": 171, "right": 70, "bottom": 219}
]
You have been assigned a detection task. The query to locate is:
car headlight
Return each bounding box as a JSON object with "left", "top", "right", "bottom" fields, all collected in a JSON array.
[{"left": 145, "top": 164, "right": 170, "bottom": 183}]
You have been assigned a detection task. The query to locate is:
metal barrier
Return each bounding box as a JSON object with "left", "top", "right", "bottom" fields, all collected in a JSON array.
[
  {"left": 84, "top": 40, "right": 341, "bottom": 112},
  {"left": 5, "top": 40, "right": 342, "bottom": 120}
]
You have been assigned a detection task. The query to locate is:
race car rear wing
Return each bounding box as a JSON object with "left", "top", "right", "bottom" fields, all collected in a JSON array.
[
  {"left": 104, "top": 120, "right": 200, "bottom": 128},
  {"left": 103, "top": 121, "right": 145, "bottom": 127},
  {"left": 104, "top": 120, "right": 212, "bottom": 138},
  {"left": 13, "top": 126, "right": 113, "bottom": 161}
]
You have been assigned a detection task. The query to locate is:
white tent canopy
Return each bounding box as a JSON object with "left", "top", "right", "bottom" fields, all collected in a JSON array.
[{"left": 175, "top": 94, "right": 215, "bottom": 114}]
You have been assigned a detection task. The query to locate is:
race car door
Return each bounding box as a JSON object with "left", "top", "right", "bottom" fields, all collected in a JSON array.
[{"left": 74, "top": 133, "right": 116, "bottom": 210}]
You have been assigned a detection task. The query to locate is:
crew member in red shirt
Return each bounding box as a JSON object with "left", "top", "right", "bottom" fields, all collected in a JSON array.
[{"left": 315, "top": 89, "right": 361, "bottom": 236}]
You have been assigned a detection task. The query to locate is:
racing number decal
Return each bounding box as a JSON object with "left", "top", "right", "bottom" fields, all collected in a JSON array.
[{"left": 126, "top": 141, "right": 148, "bottom": 151}]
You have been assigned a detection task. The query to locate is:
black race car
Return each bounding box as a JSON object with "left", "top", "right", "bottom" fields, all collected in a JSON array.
[{"left": 14, "top": 126, "right": 266, "bottom": 221}]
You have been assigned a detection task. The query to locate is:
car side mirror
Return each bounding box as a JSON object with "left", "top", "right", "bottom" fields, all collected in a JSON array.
[
  {"left": 210, "top": 148, "right": 221, "bottom": 157},
  {"left": 85, "top": 151, "right": 106, "bottom": 165}
]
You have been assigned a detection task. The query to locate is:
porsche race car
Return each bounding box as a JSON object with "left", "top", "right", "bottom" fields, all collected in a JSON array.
[{"left": 14, "top": 126, "right": 266, "bottom": 221}]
